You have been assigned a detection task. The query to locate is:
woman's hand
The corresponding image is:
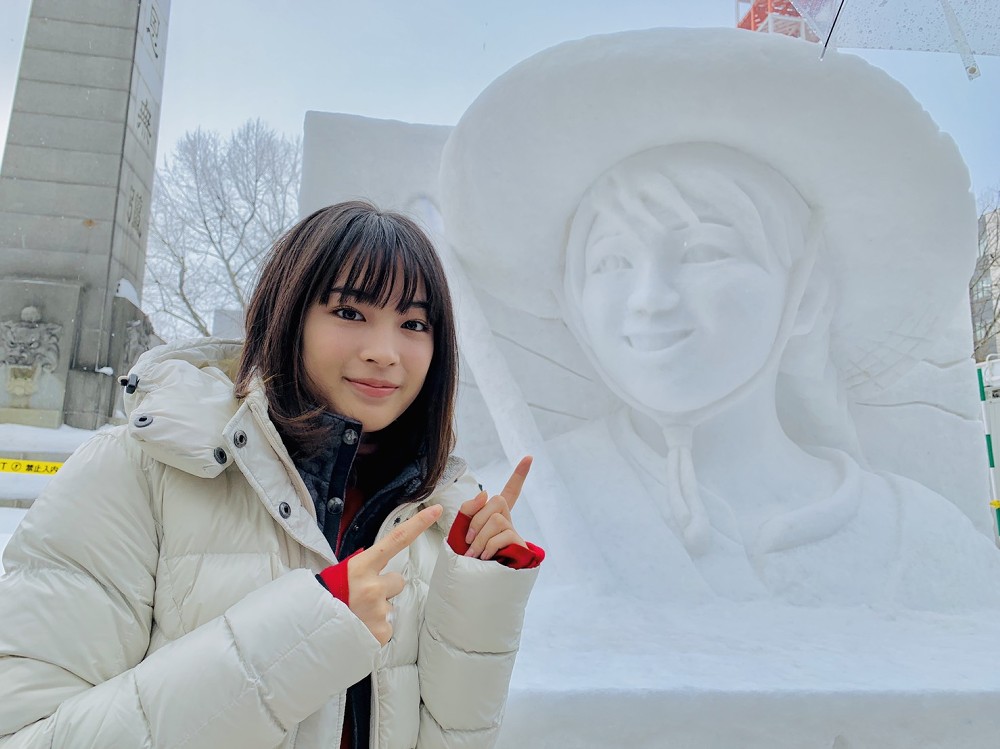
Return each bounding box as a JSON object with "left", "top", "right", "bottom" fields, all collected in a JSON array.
[
  {"left": 347, "top": 504, "right": 443, "bottom": 644},
  {"left": 460, "top": 456, "right": 532, "bottom": 560}
]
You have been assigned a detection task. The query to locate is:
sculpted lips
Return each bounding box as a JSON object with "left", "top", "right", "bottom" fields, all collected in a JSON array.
[
  {"left": 624, "top": 328, "right": 694, "bottom": 351},
  {"left": 346, "top": 378, "right": 400, "bottom": 398}
]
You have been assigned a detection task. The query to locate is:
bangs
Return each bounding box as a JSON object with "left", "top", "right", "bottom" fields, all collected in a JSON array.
[{"left": 314, "top": 211, "right": 444, "bottom": 322}]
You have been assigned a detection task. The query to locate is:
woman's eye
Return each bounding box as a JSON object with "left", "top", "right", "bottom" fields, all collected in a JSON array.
[
  {"left": 333, "top": 307, "right": 364, "bottom": 321},
  {"left": 592, "top": 255, "right": 633, "bottom": 274},
  {"left": 683, "top": 244, "right": 732, "bottom": 264},
  {"left": 402, "top": 319, "right": 430, "bottom": 332}
]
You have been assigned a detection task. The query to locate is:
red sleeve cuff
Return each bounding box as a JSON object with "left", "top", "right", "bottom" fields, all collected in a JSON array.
[
  {"left": 495, "top": 541, "right": 545, "bottom": 569},
  {"left": 447, "top": 512, "right": 474, "bottom": 555},
  {"left": 447, "top": 513, "right": 545, "bottom": 570},
  {"left": 317, "top": 548, "right": 363, "bottom": 605}
]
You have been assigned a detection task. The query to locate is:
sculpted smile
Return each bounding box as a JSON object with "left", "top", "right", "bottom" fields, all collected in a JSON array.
[{"left": 624, "top": 329, "right": 693, "bottom": 352}]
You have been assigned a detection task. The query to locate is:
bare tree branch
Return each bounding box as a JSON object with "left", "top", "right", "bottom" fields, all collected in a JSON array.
[
  {"left": 970, "top": 189, "right": 1000, "bottom": 361},
  {"left": 141, "top": 119, "right": 301, "bottom": 341}
]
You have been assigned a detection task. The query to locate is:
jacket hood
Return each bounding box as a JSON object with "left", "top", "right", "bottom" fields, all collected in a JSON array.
[{"left": 123, "top": 337, "right": 249, "bottom": 478}]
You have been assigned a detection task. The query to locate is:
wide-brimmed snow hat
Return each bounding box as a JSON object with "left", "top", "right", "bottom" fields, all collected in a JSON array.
[{"left": 439, "top": 27, "right": 976, "bottom": 396}]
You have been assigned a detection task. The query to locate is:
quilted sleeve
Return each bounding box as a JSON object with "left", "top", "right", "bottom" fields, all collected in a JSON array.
[
  {"left": 416, "top": 471, "right": 539, "bottom": 748},
  {"left": 0, "top": 432, "right": 380, "bottom": 748}
]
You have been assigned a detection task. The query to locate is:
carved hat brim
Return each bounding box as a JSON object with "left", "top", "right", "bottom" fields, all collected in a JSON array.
[{"left": 439, "top": 27, "right": 977, "bottom": 396}]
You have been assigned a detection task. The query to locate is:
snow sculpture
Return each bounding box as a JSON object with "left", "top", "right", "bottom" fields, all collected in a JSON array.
[{"left": 440, "top": 27, "right": 1000, "bottom": 610}]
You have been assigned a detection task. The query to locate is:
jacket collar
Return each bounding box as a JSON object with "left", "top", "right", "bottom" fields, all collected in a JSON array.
[{"left": 295, "top": 410, "right": 363, "bottom": 532}]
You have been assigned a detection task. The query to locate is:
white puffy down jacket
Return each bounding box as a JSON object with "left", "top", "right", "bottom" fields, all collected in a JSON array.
[{"left": 0, "top": 339, "right": 538, "bottom": 748}]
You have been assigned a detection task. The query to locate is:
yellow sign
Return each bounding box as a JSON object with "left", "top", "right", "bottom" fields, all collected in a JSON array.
[{"left": 0, "top": 458, "right": 62, "bottom": 475}]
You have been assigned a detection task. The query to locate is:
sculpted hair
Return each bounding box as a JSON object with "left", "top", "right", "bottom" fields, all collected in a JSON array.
[{"left": 235, "top": 201, "right": 458, "bottom": 499}]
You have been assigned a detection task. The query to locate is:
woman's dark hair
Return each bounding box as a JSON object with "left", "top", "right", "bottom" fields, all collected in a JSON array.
[{"left": 236, "top": 201, "right": 458, "bottom": 499}]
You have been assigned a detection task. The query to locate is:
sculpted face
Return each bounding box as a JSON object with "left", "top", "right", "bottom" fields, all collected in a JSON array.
[{"left": 568, "top": 154, "right": 791, "bottom": 414}]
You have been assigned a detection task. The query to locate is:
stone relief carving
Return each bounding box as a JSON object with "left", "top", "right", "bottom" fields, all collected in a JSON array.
[
  {"left": 1, "top": 306, "right": 62, "bottom": 407},
  {"left": 124, "top": 316, "right": 156, "bottom": 372}
]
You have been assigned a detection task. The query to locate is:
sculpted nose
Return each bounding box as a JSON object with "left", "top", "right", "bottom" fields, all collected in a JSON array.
[{"left": 626, "top": 260, "right": 679, "bottom": 315}]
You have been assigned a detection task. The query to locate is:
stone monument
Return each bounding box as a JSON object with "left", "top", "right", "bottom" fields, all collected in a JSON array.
[{"left": 0, "top": 0, "right": 169, "bottom": 429}]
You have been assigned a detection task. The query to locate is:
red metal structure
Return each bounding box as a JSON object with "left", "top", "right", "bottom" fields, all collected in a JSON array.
[{"left": 736, "top": 0, "right": 820, "bottom": 41}]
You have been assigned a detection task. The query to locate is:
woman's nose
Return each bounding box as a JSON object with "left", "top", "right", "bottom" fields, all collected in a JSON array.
[{"left": 360, "top": 327, "right": 401, "bottom": 366}]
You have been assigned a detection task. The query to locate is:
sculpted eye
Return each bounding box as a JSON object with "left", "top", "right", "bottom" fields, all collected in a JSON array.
[
  {"left": 592, "top": 255, "right": 633, "bottom": 274},
  {"left": 682, "top": 244, "right": 732, "bottom": 264},
  {"left": 402, "top": 319, "right": 430, "bottom": 332}
]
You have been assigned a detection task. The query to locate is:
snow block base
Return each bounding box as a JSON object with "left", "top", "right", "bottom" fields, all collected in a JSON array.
[{"left": 499, "top": 588, "right": 1000, "bottom": 748}]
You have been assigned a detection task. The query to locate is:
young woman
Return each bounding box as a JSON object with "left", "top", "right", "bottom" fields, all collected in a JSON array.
[{"left": 0, "top": 201, "right": 542, "bottom": 748}]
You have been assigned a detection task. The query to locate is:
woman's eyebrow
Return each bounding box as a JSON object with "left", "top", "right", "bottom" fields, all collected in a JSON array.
[
  {"left": 329, "top": 287, "right": 430, "bottom": 312},
  {"left": 328, "top": 286, "right": 360, "bottom": 298}
]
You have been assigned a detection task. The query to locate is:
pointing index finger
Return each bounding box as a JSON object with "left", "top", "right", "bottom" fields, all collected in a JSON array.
[
  {"left": 362, "top": 504, "right": 443, "bottom": 571},
  {"left": 499, "top": 456, "right": 533, "bottom": 510}
]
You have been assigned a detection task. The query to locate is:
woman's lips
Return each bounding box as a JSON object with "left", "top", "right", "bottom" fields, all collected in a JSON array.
[
  {"left": 347, "top": 379, "right": 400, "bottom": 398},
  {"left": 625, "top": 329, "right": 693, "bottom": 351}
]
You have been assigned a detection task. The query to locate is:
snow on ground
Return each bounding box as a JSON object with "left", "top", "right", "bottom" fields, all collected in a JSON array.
[
  {"left": 0, "top": 422, "right": 99, "bottom": 454},
  {"left": 0, "top": 474, "right": 49, "bottom": 502},
  {"left": 0, "top": 422, "right": 100, "bottom": 503}
]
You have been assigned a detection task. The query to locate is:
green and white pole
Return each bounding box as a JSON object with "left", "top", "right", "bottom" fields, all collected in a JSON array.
[{"left": 976, "top": 364, "right": 1000, "bottom": 543}]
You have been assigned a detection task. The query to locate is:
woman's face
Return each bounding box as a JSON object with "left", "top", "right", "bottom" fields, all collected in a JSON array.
[
  {"left": 574, "top": 186, "right": 789, "bottom": 414},
  {"left": 301, "top": 273, "right": 434, "bottom": 434}
]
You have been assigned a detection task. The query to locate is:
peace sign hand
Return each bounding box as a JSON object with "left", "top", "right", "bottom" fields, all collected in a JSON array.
[
  {"left": 347, "top": 504, "right": 443, "bottom": 645},
  {"left": 460, "top": 456, "right": 532, "bottom": 561}
]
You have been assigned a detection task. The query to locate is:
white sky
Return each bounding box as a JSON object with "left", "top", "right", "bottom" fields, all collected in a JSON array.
[{"left": 1, "top": 0, "right": 998, "bottom": 198}]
